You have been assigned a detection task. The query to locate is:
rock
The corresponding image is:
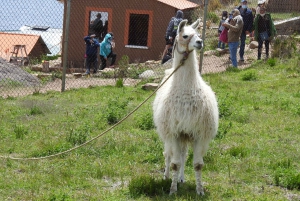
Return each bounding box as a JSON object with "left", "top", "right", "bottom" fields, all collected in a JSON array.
[
  {"left": 249, "top": 41, "right": 258, "bottom": 49},
  {"left": 142, "top": 83, "right": 159, "bottom": 90},
  {"left": 73, "top": 73, "right": 82, "bottom": 79},
  {"left": 139, "top": 70, "right": 155, "bottom": 79}
]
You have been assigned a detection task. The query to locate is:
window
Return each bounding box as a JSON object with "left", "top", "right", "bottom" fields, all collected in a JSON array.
[
  {"left": 89, "top": 11, "right": 109, "bottom": 41},
  {"left": 124, "top": 10, "right": 153, "bottom": 49},
  {"left": 84, "top": 7, "right": 112, "bottom": 40},
  {"left": 128, "top": 14, "right": 149, "bottom": 46}
]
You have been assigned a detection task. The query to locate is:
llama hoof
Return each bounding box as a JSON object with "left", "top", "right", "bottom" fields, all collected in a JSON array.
[
  {"left": 169, "top": 188, "right": 177, "bottom": 195},
  {"left": 196, "top": 187, "right": 205, "bottom": 196}
]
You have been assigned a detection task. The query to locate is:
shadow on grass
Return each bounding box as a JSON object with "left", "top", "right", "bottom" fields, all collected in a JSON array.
[{"left": 129, "top": 175, "right": 211, "bottom": 200}]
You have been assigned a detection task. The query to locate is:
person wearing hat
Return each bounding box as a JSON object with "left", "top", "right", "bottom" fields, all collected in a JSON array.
[
  {"left": 83, "top": 34, "right": 100, "bottom": 75},
  {"left": 253, "top": 6, "right": 276, "bottom": 60},
  {"left": 238, "top": 0, "right": 254, "bottom": 62},
  {"left": 256, "top": 0, "right": 266, "bottom": 15},
  {"left": 222, "top": 9, "right": 244, "bottom": 68},
  {"left": 99, "top": 33, "right": 117, "bottom": 70}
]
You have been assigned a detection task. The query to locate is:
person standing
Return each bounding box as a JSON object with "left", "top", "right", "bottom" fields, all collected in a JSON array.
[
  {"left": 83, "top": 34, "right": 100, "bottom": 75},
  {"left": 91, "top": 13, "right": 104, "bottom": 40},
  {"left": 253, "top": 7, "right": 276, "bottom": 60},
  {"left": 161, "top": 10, "right": 184, "bottom": 62},
  {"left": 218, "top": 11, "right": 228, "bottom": 50},
  {"left": 238, "top": 0, "right": 253, "bottom": 62},
  {"left": 100, "top": 33, "right": 117, "bottom": 70},
  {"left": 222, "top": 9, "right": 244, "bottom": 68}
]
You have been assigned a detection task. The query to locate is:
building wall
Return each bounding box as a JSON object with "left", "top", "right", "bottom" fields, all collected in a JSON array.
[
  {"left": 268, "top": 0, "right": 300, "bottom": 12},
  {"left": 63, "top": 0, "right": 182, "bottom": 68}
]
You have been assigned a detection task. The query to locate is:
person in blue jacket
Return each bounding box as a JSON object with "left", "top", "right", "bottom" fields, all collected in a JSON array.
[
  {"left": 99, "top": 33, "right": 116, "bottom": 70},
  {"left": 83, "top": 34, "right": 100, "bottom": 75},
  {"left": 238, "top": 0, "right": 253, "bottom": 62}
]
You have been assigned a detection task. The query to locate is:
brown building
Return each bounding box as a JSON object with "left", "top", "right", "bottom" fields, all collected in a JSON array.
[
  {"left": 61, "top": 0, "right": 199, "bottom": 68},
  {"left": 0, "top": 32, "right": 50, "bottom": 61}
]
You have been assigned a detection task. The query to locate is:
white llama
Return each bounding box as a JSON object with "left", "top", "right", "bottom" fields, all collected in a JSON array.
[{"left": 153, "top": 19, "right": 219, "bottom": 195}]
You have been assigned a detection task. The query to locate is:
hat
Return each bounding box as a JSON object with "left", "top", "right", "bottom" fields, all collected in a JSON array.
[
  {"left": 241, "top": 0, "right": 247, "bottom": 2},
  {"left": 258, "top": 0, "right": 266, "bottom": 4}
]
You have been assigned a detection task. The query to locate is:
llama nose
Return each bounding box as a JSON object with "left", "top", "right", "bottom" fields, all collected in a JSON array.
[{"left": 195, "top": 40, "right": 202, "bottom": 49}]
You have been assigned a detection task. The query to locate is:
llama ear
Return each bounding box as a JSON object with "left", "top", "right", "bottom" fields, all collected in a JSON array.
[
  {"left": 177, "top": 19, "right": 188, "bottom": 34},
  {"left": 191, "top": 19, "right": 201, "bottom": 29}
]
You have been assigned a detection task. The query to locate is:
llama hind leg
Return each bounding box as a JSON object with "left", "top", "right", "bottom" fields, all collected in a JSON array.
[{"left": 193, "top": 139, "right": 210, "bottom": 195}]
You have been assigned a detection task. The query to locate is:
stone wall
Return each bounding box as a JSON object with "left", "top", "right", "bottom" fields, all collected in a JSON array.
[{"left": 274, "top": 17, "right": 300, "bottom": 35}]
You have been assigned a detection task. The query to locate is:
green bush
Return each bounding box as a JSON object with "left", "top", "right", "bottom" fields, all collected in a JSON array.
[
  {"left": 241, "top": 70, "right": 258, "bottom": 81},
  {"left": 135, "top": 110, "right": 154, "bottom": 130},
  {"left": 66, "top": 124, "right": 91, "bottom": 146},
  {"left": 14, "top": 124, "right": 29, "bottom": 140}
]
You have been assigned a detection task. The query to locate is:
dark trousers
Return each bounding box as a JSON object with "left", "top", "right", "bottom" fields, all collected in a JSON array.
[
  {"left": 85, "top": 57, "right": 98, "bottom": 74},
  {"left": 258, "top": 38, "right": 270, "bottom": 60},
  {"left": 100, "top": 52, "right": 116, "bottom": 70}
]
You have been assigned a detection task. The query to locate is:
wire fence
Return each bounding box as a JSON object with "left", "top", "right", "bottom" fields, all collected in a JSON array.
[{"left": 0, "top": 0, "right": 299, "bottom": 98}]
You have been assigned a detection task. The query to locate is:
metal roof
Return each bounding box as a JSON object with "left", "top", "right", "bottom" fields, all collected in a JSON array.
[{"left": 156, "top": 0, "right": 200, "bottom": 10}]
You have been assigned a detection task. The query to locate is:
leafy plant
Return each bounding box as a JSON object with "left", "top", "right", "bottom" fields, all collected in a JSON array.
[
  {"left": 14, "top": 124, "right": 29, "bottom": 139},
  {"left": 241, "top": 70, "right": 258, "bottom": 81},
  {"left": 29, "top": 105, "right": 43, "bottom": 115},
  {"left": 135, "top": 109, "right": 154, "bottom": 130},
  {"left": 66, "top": 124, "right": 91, "bottom": 146}
]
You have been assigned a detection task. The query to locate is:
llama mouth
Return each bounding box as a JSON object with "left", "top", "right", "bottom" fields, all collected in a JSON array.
[{"left": 194, "top": 45, "right": 203, "bottom": 50}]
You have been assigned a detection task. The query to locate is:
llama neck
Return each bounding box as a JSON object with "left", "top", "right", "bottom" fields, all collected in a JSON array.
[{"left": 171, "top": 50, "right": 201, "bottom": 87}]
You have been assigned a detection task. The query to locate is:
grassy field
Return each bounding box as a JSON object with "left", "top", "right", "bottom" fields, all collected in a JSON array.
[{"left": 0, "top": 55, "right": 300, "bottom": 200}]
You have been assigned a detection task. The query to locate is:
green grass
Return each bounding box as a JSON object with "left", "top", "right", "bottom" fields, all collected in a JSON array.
[{"left": 0, "top": 56, "right": 300, "bottom": 200}]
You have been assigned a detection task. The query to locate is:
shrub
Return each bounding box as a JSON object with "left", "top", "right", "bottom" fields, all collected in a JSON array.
[
  {"left": 207, "top": 12, "right": 219, "bottom": 24},
  {"left": 14, "top": 124, "right": 29, "bottom": 139},
  {"left": 135, "top": 110, "right": 154, "bottom": 130},
  {"left": 29, "top": 105, "right": 43, "bottom": 115},
  {"left": 274, "top": 169, "right": 300, "bottom": 190},
  {"left": 227, "top": 146, "right": 248, "bottom": 158},
  {"left": 272, "top": 36, "right": 297, "bottom": 59},
  {"left": 267, "top": 58, "right": 276, "bottom": 67},
  {"left": 241, "top": 70, "right": 258, "bottom": 81},
  {"left": 66, "top": 124, "right": 91, "bottom": 145},
  {"left": 103, "top": 98, "right": 129, "bottom": 124}
]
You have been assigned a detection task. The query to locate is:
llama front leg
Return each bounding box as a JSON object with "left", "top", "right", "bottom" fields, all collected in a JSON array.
[
  {"left": 193, "top": 139, "right": 209, "bottom": 195},
  {"left": 169, "top": 139, "right": 181, "bottom": 195},
  {"left": 163, "top": 151, "right": 170, "bottom": 179},
  {"left": 179, "top": 144, "right": 188, "bottom": 183}
]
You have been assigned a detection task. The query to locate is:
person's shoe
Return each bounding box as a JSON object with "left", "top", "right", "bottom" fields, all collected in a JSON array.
[
  {"left": 83, "top": 72, "right": 90, "bottom": 76},
  {"left": 109, "top": 65, "right": 115, "bottom": 68},
  {"left": 239, "top": 57, "right": 244, "bottom": 62}
]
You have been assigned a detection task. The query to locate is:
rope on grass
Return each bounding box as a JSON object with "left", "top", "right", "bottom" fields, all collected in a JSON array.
[{"left": 0, "top": 54, "right": 190, "bottom": 161}]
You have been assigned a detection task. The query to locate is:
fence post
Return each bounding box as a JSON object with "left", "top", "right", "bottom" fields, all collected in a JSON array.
[
  {"left": 199, "top": 0, "right": 209, "bottom": 74},
  {"left": 61, "top": 0, "right": 71, "bottom": 92}
]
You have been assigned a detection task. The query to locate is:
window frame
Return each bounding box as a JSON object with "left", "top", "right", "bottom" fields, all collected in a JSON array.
[{"left": 124, "top": 9, "right": 153, "bottom": 49}]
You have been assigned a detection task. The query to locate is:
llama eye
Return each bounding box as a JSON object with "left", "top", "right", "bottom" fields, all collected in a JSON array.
[{"left": 183, "top": 35, "right": 188, "bottom": 39}]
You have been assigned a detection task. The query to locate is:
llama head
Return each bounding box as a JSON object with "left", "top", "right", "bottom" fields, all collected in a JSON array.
[{"left": 175, "top": 19, "right": 203, "bottom": 53}]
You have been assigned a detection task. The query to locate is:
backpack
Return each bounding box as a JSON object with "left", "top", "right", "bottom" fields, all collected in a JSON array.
[{"left": 172, "top": 18, "right": 182, "bottom": 37}]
